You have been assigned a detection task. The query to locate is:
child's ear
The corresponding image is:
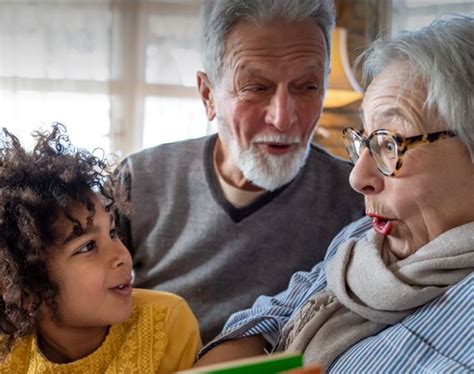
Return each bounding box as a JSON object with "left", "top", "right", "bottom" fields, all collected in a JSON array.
[{"left": 197, "top": 71, "right": 216, "bottom": 121}]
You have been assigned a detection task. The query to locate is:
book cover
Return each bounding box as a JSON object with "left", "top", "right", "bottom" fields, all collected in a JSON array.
[{"left": 178, "top": 352, "right": 304, "bottom": 374}]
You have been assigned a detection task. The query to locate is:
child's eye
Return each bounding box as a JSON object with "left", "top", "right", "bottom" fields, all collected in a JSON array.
[
  {"left": 110, "top": 228, "right": 120, "bottom": 240},
  {"left": 75, "top": 241, "right": 96, "bottom": 255}
]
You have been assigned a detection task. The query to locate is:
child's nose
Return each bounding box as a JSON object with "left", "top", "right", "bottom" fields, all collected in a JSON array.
[{"left": 111, "top": 240, "right": 133, "bottom": 269}]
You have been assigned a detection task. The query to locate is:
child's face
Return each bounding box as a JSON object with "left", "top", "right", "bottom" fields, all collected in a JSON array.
[{"left": 44, "top": 197, "right": 133, "bottom": 329}]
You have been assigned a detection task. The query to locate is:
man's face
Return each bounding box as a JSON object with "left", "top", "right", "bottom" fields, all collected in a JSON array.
[{"left": 199, "top": 19, "right": 327, "bottom": 190}]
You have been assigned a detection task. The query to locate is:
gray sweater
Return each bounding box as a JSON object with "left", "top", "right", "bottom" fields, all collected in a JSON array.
[{"left": 119, "top": 134, "right": 364, "bottom": 343}]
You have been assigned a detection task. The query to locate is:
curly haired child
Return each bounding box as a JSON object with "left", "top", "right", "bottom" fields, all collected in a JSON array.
[{"left": 0, "top": 124, "right": 201, "bottom": 373}]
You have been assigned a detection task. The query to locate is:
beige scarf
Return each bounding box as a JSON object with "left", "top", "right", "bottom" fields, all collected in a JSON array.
[{"left": 278, "top": 222, "right": 474, "bottom": 369}]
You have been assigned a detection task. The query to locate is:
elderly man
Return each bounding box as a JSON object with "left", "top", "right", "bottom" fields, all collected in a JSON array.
[
  {"left": 196, "top": 15, "right": 474, "bottom": 372},
  {"left": 118, "top": 0, "right": 363, "bottom": 343}
]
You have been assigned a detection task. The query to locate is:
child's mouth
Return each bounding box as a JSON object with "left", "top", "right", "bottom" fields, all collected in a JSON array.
[{"left": 110, "top": 282, "right": 132, "bottom": 297}]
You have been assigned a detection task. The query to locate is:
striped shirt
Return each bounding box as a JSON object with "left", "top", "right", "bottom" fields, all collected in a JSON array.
[{"left": 201, "top": 216, "right": 474, "bottom": 372}]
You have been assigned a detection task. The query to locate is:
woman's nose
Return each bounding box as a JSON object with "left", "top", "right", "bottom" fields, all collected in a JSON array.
[{"left": 349, "top": 148, "right": 384, "bottom": 196}]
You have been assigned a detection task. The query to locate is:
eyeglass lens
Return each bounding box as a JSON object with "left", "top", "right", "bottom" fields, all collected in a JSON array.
[
  {"left": 370, "top": 134, "right": 398, "bottom": 175},
  {"left": 344, "top": 130, "right": 398, "bottom": 175}
]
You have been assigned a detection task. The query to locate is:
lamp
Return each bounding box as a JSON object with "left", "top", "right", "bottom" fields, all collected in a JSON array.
[{"left": 323, "top": 27, "right": 363, "bottom": 108}]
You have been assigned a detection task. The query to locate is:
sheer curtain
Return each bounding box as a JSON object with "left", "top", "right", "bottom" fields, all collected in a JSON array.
[
  {"left": 2, "top": 1, "right": 473, "bottom": 156},
  {"left": 391, "top": 0, "right": 474, "bottom": 34},
  {"left": 0, "top": 0, "right": 211, "bottom": 157}
]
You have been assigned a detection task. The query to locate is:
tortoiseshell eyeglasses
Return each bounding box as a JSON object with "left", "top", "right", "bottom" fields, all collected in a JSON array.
[{"left": 342, "top": 127, "right": 457, "bottom": 177}]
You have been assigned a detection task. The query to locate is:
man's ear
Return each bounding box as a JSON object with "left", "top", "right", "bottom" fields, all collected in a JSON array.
[{"left": 197, "top": 71, "right": 216, "bottom": 121}]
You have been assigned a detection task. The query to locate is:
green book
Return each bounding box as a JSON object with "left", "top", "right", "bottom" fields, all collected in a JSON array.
[{"left": 178, "top": 352, "right": 303, "bottom": 374}]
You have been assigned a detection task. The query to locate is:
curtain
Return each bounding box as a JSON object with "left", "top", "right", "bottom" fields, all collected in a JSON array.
[
  {"left": 0, "top": 0, "right": 211, "bottom": 157},
  {"left": 391, "top": 0, "right": 474, "bottom": 35}
]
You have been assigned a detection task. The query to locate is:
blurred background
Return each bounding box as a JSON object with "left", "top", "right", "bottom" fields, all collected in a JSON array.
[{"left": 1, "top": 0, "right": 473, "bottom": 159}]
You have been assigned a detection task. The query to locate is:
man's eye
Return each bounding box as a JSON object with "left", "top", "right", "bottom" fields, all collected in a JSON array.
[
  {"left": 75, "top": 241, "right": 96, "bottom": 254},
  {"left": 243, "top": 85, "right": 266, "bottom": 93},
  {"left": 304, "top": 84, "right": 319, "bottom": 91}
]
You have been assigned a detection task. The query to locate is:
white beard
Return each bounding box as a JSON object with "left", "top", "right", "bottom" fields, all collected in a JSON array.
[{"left": 219, "top": 125, "right": 311, "bottom": 191}]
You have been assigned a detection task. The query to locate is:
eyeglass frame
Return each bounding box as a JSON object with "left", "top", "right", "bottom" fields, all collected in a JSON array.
[{"left": 342, "top": 127, "right": 457, "bottom": 177}]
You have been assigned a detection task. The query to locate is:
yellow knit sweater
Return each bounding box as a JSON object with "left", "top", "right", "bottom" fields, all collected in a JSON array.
[{"left": 0, "top": 289, "right": 201, "bottom": 373}]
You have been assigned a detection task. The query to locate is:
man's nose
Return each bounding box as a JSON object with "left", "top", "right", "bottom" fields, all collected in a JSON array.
[
  {"left": 265, "top": 87, "right": 297, "bottom": 131},
  {"left": 349, "top": 148, "right": 384, "bottom": 196}
]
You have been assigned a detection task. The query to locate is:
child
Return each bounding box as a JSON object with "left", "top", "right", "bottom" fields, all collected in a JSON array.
[{"left": 0, "top": 124, "right": 201, "bottom": 373}]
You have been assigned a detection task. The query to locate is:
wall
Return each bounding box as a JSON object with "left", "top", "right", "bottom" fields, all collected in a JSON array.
[{"left": 314, "top": 0, "right": 391, "bottom": 159}]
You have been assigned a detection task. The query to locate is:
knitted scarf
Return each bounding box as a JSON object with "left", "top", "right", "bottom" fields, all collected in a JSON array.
[{"left": 278, "top": 222, "right": 474, "bottom": 369}]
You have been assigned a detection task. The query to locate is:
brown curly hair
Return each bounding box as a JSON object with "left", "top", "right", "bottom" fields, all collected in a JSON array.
[{"left": 0, "top": 123, "right": 128, "bottom": 359}]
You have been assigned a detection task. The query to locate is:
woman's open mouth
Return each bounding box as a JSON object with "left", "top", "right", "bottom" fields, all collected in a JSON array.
[{"left": 367, "top": 213, "right": 394, "bottom": 236}]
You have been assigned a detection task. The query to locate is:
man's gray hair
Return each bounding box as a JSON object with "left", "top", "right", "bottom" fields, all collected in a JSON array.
[
  {"left": 361, "top": 15, "right": 474, "bottom": 160},
  {"left": 200, "top": 0, "right": 335, "bottom": 85}
]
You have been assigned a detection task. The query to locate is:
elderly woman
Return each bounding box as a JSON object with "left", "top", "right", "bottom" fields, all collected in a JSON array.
[{"left": 197, "top": 15, "right": 473, "bottom": 372}]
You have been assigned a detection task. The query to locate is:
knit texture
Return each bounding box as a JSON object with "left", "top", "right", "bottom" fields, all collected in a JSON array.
[
  {"left": 119, "top": 134, "right": 364, "bottom": 343},
  {"left": 0, "top": 289, "right": 200, "bottom": 373},
  {"left": 280, "top": 223, "right": 474, "bottom": 369}
]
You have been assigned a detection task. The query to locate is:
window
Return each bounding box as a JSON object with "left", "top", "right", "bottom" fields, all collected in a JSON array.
[
  {"left": 0, "top": 0, "right": 211, "bottom": 156},
  {"left": 0, "top": 1, "right": 114, "bottom": 151},
  {"left": 391, "top": 0, "right": 473, "bottom": 34},
  {"left": 3, "top": 1, "right": 471, "bottom": 156}
]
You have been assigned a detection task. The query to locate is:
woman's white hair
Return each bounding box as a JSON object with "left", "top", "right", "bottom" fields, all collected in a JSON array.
[
  {"left": 361, "top": 15, "right": 474, "bottom": 160},
  {"left": 199, "top": 0, "right": 335, "bottom": 86}
]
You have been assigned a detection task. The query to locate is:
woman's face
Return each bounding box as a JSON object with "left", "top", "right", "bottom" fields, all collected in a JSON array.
[{"left": 350, "top": 63, "right": 474, "bottom": 259}]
